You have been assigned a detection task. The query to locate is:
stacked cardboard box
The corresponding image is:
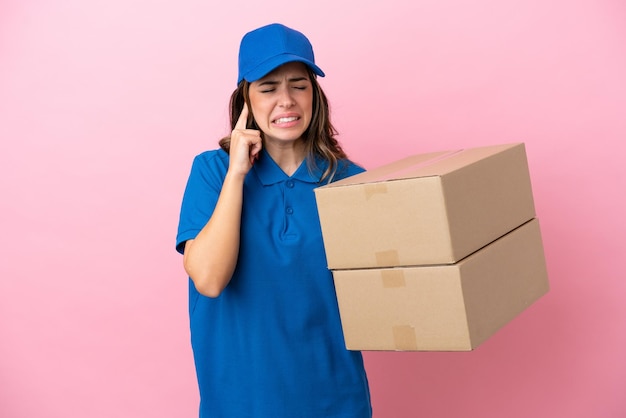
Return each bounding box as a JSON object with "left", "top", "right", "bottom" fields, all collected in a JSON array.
[{"left": 314, "top": 143, "right": 549, "bottom": 351}]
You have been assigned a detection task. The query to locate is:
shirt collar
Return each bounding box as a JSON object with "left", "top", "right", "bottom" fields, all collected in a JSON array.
[{"left": 252, "top": 149, "right": 328, "bottom": 186}]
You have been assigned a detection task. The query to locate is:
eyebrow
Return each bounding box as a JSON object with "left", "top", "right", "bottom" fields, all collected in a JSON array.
[{"left": 257, "top": 76, "right": 309, "bottom": 86}]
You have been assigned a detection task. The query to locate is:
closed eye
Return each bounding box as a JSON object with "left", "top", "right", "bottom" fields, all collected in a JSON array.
[{"left": 257, "top": 80, "right": 279, "bottom": 93}]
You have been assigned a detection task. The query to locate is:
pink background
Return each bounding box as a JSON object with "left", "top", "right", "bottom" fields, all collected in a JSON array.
[{"left": 1, "top": 0, "right": 625, "bottom": 417}]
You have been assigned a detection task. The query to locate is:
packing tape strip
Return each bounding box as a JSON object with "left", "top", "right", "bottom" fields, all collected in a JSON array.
[
  {"left": 381, "top": 269, "right": 406, "bottom": 288},
  {"left": 375, "top": 250, "right": 400, "bottom": 266},
  {"left": 393, "top": 325, "right": 418, "bottom": 351},
  {"left": 364, "top": 183, "right": 388, "bottom": 200}
]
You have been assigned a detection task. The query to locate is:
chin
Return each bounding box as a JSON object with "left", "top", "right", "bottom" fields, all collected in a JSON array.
[{"left": 267, "top": 133, "right": 306, "bottom": 143}]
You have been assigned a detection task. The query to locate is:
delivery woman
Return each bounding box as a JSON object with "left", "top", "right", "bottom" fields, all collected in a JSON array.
[{"left": 176, "top": 23, "right": 372, "bottom": 417}]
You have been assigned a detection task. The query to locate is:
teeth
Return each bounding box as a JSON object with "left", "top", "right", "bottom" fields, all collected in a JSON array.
[{"left": 274, "top": 117, "right": 298, "bottom": 123}]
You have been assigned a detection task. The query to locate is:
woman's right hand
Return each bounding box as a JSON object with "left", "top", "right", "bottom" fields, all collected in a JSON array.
[
  {"left": 228, "top": 103, "right": 262, "bottom": 176},
  {"left": 184, "top": 103, "right": 259, "bottom": 298}
]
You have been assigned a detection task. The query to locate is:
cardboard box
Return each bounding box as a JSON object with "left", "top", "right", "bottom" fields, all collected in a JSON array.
[
  {"left": 332, "top": 219, "right": 549, "bottom": 351},
  {"left": 315, "top": 143, "right": 536, "bottom": 269}
]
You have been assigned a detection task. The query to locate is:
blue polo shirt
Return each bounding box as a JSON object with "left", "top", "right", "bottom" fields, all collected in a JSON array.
[{"left": 176, "top": 149, "right": 371, "bottom": 418}]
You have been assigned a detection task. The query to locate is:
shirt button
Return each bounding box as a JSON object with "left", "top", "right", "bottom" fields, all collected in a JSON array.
[
  {"left": 286, "top": 207, "right": 294, "bottom": 215},
  {"left": 286, "top": 180, "right": 295, "bottom": 188}
]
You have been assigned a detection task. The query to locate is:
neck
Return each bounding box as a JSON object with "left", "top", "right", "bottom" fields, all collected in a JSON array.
[{"left": 264, "top": 139, "right": 307, "bottom": 176}]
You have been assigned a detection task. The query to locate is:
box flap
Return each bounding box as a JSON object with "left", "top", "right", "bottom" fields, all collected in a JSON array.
[{"left": 317, "top": 143, "right": 524, "bottom": 189}]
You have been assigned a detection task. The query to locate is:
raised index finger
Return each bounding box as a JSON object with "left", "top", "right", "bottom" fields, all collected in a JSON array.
[{"left": 234, "top": 102, "right": 249, "bottom": 130}]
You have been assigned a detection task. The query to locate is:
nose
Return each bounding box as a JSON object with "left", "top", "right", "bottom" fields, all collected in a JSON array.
[{"left": 277, "top": 86, "right": 295, "bottom": 108}]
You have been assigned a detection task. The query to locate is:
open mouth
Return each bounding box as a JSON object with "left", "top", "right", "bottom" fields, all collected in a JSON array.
[{"left": 273, "top": 116, "right": 300, "bottom": 124}]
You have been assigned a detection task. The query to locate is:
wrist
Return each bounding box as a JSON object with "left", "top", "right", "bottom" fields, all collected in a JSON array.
[{"left": 224, "top": 170, "right": 247, "bottom": 185}]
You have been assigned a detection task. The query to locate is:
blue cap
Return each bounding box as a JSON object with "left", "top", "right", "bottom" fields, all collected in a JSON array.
[{"left": 237, "top": 23, "right": 325, "bottom": 84}]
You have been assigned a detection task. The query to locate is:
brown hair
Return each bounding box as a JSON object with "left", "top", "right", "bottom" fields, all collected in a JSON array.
[{"left": 218, "top": 68, "right": 348, "bottom": 183}]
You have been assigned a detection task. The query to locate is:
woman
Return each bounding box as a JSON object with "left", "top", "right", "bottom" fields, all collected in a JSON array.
[{"left": 176, "top": 23, "right": 372, "bottom": 417}]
